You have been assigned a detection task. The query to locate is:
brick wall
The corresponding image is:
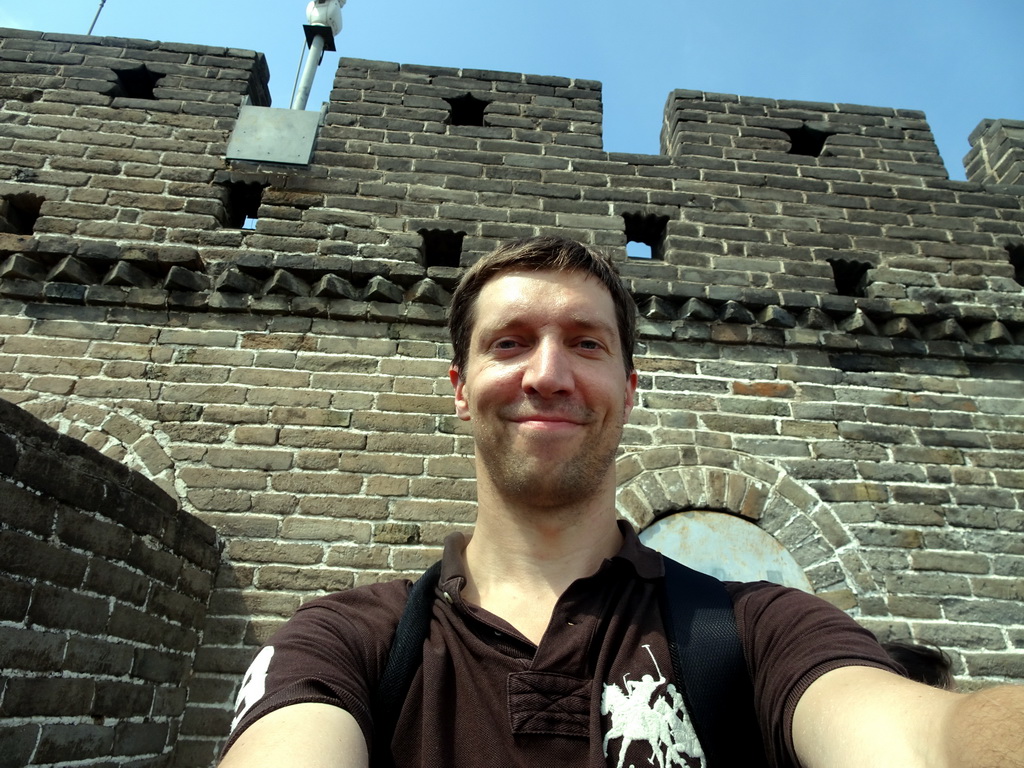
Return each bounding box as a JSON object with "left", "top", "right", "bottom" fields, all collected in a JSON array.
[
  {"left": 0, "top": 398, "right": 219, "bottom": 766},
  {"left": 1, "top": 27, "right": 1023, "bottom": 766},
  {"left": 965, "top": 118, "right": 1024, "bottom": 187}
]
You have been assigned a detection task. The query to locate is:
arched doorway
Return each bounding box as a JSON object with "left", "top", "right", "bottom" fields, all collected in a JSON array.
[{"left": 640, "top": 510, "right": 813, "bottom": 591}]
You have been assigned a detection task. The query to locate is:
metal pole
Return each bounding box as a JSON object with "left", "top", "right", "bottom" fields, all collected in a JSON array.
[
  {"left": 290, "top": 38, "right": 309, "bottom": 110},
  {"left": 88, "top": 0, "right": 108, "bottom": 35},
  {"left": 290, "top": 33, "right": 327, "bottom": 111}
]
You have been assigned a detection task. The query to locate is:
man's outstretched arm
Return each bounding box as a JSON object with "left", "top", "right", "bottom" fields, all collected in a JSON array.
[
  {"left": 219, "top": 703, "right": 369, "bottom": 768},
  {"left": 794, "top": 665, "right": 1024, "bottom": 768}
]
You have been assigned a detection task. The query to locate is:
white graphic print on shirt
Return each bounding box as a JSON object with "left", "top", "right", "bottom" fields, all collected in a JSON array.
[
  {"left": 601, "top": 644, "right": 704, "bottom": 768},
  {"left": 231, "top": 645, "right": 275, "bottom": 732}
]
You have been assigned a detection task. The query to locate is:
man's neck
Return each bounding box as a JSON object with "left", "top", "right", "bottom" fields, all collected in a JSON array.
[{"left": 460, "top": 492, "right": 623, "bottom": 644}]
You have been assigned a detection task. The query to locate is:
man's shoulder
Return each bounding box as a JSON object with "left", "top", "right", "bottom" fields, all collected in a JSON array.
[
  {"left": 723, "top": 579, "right": 831, "bottom": 615},
  {"left": 723, "top": 579, "right": 807, "bottom": 599},
  {"left": 722, "top": 579, "right": 884, "bottom": 655}
]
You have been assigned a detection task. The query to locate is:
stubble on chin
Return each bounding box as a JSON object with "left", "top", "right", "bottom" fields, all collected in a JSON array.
[{"left": 476, "top": 422, "right": 623, "bottom": 512}]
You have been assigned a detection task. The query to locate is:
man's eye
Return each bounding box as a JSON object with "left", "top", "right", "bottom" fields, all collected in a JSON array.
[
  {"left": 578, "top": 339, "right": 602, "bottom": 350},
  {"left": 494, "top": 339, "right": 520, "bottom": 350}
]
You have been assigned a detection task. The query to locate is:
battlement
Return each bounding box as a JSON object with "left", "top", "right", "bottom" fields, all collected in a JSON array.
[
  {"left": 2, "top": 29, "right": 1022, "bottom": 359},
  {"left": 325, "top": 57, "right": 604, "bottom": 150},
  {"left": 662, "top": 89, "right": 947, "bottom": 178},
  {"left": 0, "top": 26, "right": 269, "bottom": 109},
  {"left": 965, "top": 118, "right": 1024, "bottom": 186}
]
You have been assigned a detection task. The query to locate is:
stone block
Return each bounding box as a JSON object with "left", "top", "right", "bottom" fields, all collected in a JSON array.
[
  {"left": 34, "top": 723, "right": 114, "bottom": 764},
  {"left": 64, "top": 633, "right": 134, "bottom": 677},
  {"left": 0, "top": 626, "right": 67, "bottom": 670},
  {"left": 93, "top": 680, "right": 156, "bottom": 718},
  {"left": 253, "top": 565, "right": 354, "bottom": 592},
  {"left": 0, "top": 676, "right": 95, "bottom": 717},
  {"left": 0, "top": 723, "right": 40, "bottom": 768},
  {"left": 113, "top": 720, "right": 170, "bottom": 757},
  {"left": 0, "top": 529, "right": 87, "bottom": 588},
  {"left": 131, "top": 646, "right": 191, "bottom": 684}
]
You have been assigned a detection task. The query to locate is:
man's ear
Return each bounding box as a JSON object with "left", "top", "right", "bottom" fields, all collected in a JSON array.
[
  {"left": 450, "top": 366, "right": 471, "bottom": 421},
  {"left": 623, "top": 369, "right": 638, "bottom": 423}
]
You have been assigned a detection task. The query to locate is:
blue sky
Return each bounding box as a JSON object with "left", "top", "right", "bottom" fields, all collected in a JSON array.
[{"left": 3, "top": 1, "right": 1022, "bottom": 181}]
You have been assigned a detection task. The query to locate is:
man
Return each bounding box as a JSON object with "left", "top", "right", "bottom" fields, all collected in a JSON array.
[{"left": 220, "top": 236, "right": 1024, "bottom": 767}]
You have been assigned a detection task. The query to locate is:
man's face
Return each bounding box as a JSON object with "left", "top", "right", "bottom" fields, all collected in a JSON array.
[{"left": 450, "top": 269, "right": 637, "bottom": 509}]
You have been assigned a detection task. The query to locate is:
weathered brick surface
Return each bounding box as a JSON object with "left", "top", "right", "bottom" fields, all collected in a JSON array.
[
  {"left": 966, "top": 119, "right": 1024, "bottom": 187},
  {"left": 1, "top": 23, "right": 1023, "bottom": 768},
  {"left": 0, "top": 398, "right": 219, "bottom": 766}
]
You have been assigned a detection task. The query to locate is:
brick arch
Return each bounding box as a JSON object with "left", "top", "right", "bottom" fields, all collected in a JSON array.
[
  {"left": 22, "top": 396, "right": 180, "bottom": 504},
  {"left": 615, "top": 446, "right": 883, "bottom": 611}
]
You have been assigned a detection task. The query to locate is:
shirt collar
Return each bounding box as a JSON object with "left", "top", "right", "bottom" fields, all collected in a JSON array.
[
  {"left": 438, "top": 519, "right": 665, "bottom": 591},
  {"left": 612, "top": 519, "right": 665, "bottom": 580}
]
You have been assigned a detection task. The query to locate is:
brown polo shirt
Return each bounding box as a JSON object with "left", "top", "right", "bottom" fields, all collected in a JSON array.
[{"left": 226, "top": 524, "right": 898, "bottom": 767}]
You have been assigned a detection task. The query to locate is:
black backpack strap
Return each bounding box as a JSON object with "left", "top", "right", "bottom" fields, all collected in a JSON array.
[
  {"left": 661, "top": 556, "right": 767, "bottom": 768},
  {"left": 371, "top": 559, "right": 442, "bottom": 768}
]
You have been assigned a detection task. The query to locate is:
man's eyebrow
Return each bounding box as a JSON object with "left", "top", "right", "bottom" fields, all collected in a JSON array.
[
  {"left": 477, "top": 313, "right": 617, "bottom": 339},
  {"left": 567, "top": 315, "right": 618, "bottom": 338}
]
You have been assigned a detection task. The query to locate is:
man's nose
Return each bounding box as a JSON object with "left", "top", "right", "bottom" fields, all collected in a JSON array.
[{"left": 521, "top": 339, "right": 574, "bottom": 397}]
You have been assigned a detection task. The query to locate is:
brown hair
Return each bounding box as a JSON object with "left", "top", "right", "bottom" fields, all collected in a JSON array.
[
  {"left": 881, "top": 641, "right": 955, "bottom": 690},
  {"left": 447, "top": 236, "right": 637, "bottom": 375}
]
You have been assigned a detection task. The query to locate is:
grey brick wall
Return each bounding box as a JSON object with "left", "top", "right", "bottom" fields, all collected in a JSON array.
[
  {"left": 0, "top": 26, "right": 1022, "bottom": 767},
  {"left": 966, "top": 119, "right": 1024, "bottom": 186},
  {"left": 660, "top": 89, "right": 947, "bottom": 177},
  {"left": 0, "top": 398, "right": 220, "bottom": 767}
]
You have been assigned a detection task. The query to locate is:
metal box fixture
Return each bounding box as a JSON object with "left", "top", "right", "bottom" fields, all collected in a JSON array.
[{"left": 226, "top": 105, "right": 324, "bottom": 166}]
